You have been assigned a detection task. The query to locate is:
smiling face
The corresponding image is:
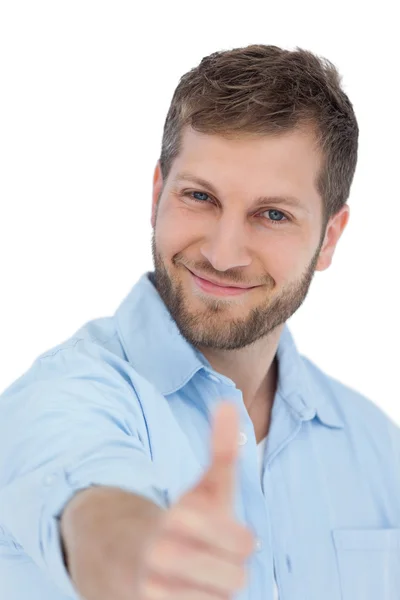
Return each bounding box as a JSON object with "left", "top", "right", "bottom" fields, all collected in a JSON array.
[{"left": 150, "top": 126, "right": 349, "bottom": 351}]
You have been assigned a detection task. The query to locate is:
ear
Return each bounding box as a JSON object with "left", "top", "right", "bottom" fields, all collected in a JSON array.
[
  {"left": 315, "top": 204, "right": 350, "bottom": 271},
  {"left": 151, "top": 161, "right": 164, "bottom": 229}
]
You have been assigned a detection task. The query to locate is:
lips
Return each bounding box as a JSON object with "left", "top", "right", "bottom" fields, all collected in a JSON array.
[
  {"left": 187, "top": 268, "right": 256, "bottom": 297},
  {"left": 188, "top": 269, "right": 252, "bottom": 289}
]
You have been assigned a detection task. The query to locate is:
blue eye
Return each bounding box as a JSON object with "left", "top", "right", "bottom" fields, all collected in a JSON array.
[
  {"left": 183, "top": 191, "right": 289, "bottom": 226},
  {"left": 268, "top": 210, "right": 285, "bottom": 221},
  {"left": 261, "top": 209, "right": 288, "bottom": 225},
  {"left": 191, "top": 191, "right": 210, "bottom": 202}
]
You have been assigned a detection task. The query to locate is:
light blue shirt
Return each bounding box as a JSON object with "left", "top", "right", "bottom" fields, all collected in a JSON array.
[{"left": 1, "top": 272, "right": 400, "bottom": 600}]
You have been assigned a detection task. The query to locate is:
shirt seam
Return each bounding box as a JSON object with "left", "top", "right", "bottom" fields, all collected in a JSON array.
[{"left": 38, "top": 332, "right": 119, "bottom": 361}]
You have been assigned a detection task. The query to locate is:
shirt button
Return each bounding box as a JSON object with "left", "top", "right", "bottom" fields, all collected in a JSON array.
[
  {"left": 208, "top": 373, "right": 220, "bottom": 383},
  {"left": 300, "top": 408, "right": 316, "bottom": 420},
  {"left": 43, "top": 474, "right": 56, "bottom": 486},
  {"left": 255, "top": 538, "right": 263, "bottom": 552},
  {"left": 238, "top": 432, "right": 248, "bottom": 446}
]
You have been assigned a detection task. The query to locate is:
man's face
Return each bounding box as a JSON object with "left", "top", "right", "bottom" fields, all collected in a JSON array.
[{"left": 150, "top": 126, "right": 347, "bottom": 351}]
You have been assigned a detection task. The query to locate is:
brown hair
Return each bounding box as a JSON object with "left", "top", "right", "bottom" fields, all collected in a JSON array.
[{"left": 159, "top": 44, "right": 359, "bottom": 229}]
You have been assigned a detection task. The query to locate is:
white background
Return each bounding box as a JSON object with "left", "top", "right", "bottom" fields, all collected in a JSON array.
[{"left": 0, "top": 1, "right": 398, "bottom": 423}]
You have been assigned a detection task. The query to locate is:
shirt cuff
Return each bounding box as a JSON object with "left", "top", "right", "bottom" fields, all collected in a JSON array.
[{"left": 0, "top": 461, "right": 169, "bottom": 599}]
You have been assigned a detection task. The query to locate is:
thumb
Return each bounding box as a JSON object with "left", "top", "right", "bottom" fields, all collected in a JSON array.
[{"left": 197, "top": 401, "right": 240, "bottom": 513}]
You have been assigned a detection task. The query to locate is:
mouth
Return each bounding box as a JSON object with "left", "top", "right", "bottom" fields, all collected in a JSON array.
[{"left": 187, "top": 268, "right": 257, "bottom": 297}]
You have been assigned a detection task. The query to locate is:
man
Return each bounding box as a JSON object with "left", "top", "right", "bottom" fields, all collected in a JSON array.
[{"left": 0, "top": 44, "right": 399, "bottom": 600}]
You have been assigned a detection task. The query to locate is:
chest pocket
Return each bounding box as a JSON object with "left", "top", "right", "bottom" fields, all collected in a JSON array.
[{"left": 332, "top": 528, "right": 400, "bottom": 600}]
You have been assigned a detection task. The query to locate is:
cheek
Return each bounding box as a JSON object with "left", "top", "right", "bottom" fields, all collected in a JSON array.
[
  {"left": 261, "top": 236, "right": 310, "bottom": 284},
  {"left": 155, "top": 205, "right": 201, "bottom": 259}
]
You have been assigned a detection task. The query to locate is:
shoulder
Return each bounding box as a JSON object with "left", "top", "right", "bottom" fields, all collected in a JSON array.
[
  {"left": 37, "top": 314, "right": 124, "bottom": 362},
  {"left": 0, "top": 315, "right": 155, "bottom": 421},
  {"left": 301, "top": 354, "right": 400, "bottom": 441}
]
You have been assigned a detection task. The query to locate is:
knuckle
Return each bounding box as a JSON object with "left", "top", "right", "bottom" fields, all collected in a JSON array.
[
  {"left": 141, "top": 579, "right": 168, "bottom": 599},
  {"left": 202, "top": 554, "right": 247, "bottom": 593},
  {"left": 146, "top": 538, "right": 178, "bottom": 572},
  {"left": 167, "top": 505, "right": 201, "bottom": 535},
  {"left": 238, "top": 527, "right": 256, "bottom": 554},
  {"left": 235, "top": 565, "right": 248, "bottom": 589},
  {"left": 219, "top": 518, "right": 255, "bottom": 553},
  {"left": 220, "top": 562, "right": 245, "bottom": 591}
]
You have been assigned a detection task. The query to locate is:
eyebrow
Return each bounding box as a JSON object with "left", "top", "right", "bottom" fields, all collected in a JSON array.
[{"left": 173, "top": 172, "right": 310, "bottom": 214}]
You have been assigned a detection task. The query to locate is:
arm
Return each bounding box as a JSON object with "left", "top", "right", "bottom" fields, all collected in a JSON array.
[{"left": 0, "top": 345, "right": 168, "bottom": 598}]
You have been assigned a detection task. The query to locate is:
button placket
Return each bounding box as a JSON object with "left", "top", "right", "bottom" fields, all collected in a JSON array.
[{"left": 238, "top": 431, "right": 248, "bottom": 446}]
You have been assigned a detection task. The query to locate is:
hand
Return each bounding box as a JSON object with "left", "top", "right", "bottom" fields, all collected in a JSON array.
[
  {"left": 139, "top": 401, "right": 255, "bottom": 599},
  {"left": 61, "top": 401, "right": 255, "bottom": 600}
]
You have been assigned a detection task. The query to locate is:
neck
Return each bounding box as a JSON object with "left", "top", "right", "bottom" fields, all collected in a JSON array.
[{"left": 198, "top": 324, "right": 283, "bottom": 414}]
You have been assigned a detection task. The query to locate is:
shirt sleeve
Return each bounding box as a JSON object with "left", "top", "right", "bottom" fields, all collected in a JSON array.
[{"left": 0, "top": 343, "right": 169, "bottom": 599}]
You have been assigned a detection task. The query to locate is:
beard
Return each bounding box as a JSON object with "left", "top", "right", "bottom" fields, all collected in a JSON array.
[{"left": 150, "top": 229, "right": 323, "bottom": 351}]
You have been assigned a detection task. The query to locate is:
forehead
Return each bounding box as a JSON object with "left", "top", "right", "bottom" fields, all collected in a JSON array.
[{"left": 170, "top": 126, "right": 323, "bottom": 208}]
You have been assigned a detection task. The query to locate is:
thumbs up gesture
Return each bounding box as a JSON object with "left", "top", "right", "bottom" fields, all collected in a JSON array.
[{"left": 140, "top": 401, "right": 256, "bottom": 599}]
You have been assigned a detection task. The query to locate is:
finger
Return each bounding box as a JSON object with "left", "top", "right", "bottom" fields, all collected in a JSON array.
[
  {"left": 163, "top": 507, "right": 255, "bottom": 560},
  {"left": 144, "top": 571, "right": 230, "bottom": 600},
  {"left": 200, "top": 401, "right": 240, "bottom": 512},
  {"left": 145, "top": 536, "right": 247, "bottom": 596}
]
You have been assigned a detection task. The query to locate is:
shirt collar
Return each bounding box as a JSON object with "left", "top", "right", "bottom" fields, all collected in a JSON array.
[
  {"left": 115, "top": 272, "right": 344, "bottom": 429},
  {"left": 274, "top": 325, "right": 344, "bottom": 429},
  {"left": 115, "top": 272, "right": 205, "bottom": 395}
]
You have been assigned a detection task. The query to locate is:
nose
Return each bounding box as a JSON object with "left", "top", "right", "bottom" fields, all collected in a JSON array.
[{"left": 199, "top": 215, "right": 252, "bottom": 272}]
